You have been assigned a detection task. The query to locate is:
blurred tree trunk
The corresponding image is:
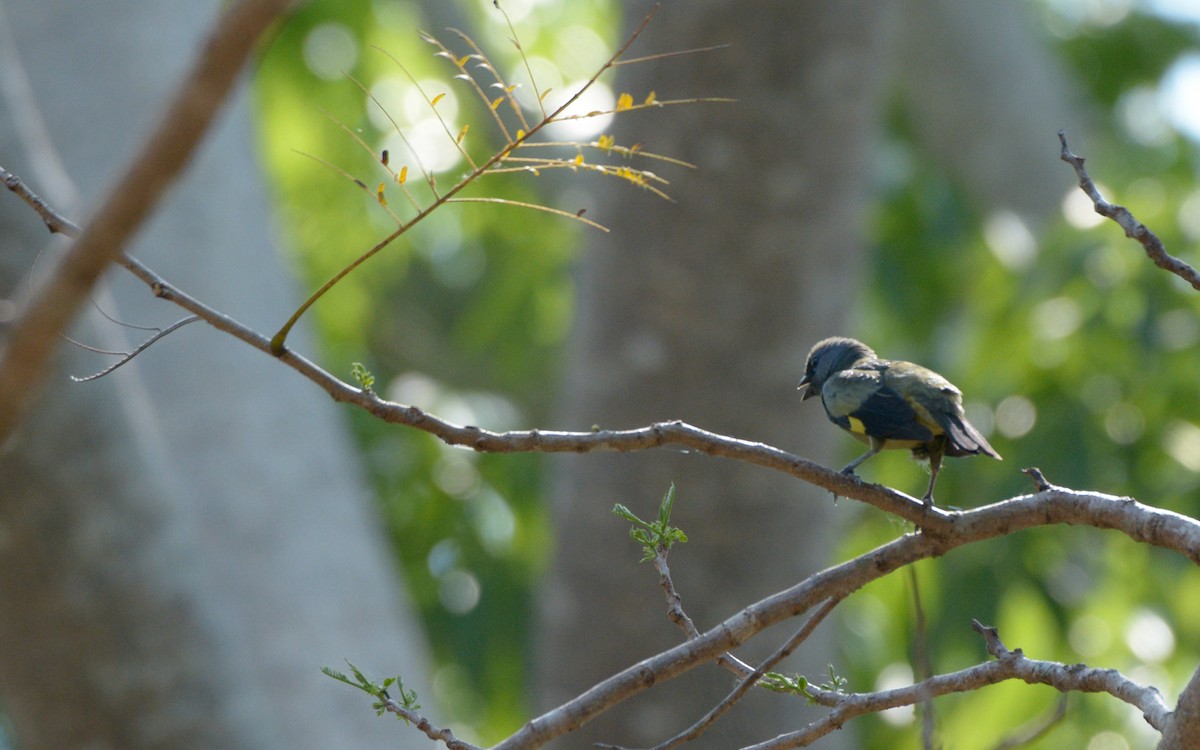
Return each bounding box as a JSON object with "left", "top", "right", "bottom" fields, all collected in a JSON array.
[
  {"left": 0, "top": 2, "right": 430, "bottom": 748},
  {"left": 537, "top": 1, "right": 1076, "bottom": 748},
  {"left": 537, "top": 2, "right": 897, "bottom": 748}
]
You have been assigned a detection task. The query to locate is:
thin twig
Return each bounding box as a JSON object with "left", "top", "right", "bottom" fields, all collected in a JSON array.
[
  {"left": 348, "top": 69, "right": 436, "bottom": 200},
  {"left": 0, "top": 164, "right": 81, "bottom": 237},
  {"left": 549, "top": 96, "right": 736, "bottom": 122},
  {"left": 491, "top": 1, "right": 542, "bottom": 125},
  {"left": 70, "top": 316, "right": 201, "bottom": 382},
  {"left": 382, "top": 698, "right": 483, "bottom": 750},
  {"left": 741, "top": 656, "right": 1163, "bottom": 750},
  {"left": 444, "top": 196, "right": 609, "bottom": 231},
  {"left": 650, "top": 546, "right": 756, "bottom": 677},
  {"left": 1058, "top": 130, "right": 1200, "bottom": 290},
  {"left": 614, "top": 43, "right": 733, "bottom": 67},
  {"left": 380, "top": 41, "right": 481, "bottom": 170},
  {"left": 636, "top": 597, "right": 843, "bottom": 750},
  {"left": 270, "top": 5, "right": 716, "bottom": 352}
]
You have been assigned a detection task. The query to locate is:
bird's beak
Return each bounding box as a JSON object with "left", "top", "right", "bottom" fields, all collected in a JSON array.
[{"left": 797, "top": 377, "right": 818, "bottom": 400}]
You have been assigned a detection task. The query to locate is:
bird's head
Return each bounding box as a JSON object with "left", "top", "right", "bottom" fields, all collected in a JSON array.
[{"left": 797, "top": 337, "right": 876, "bottom": 400}]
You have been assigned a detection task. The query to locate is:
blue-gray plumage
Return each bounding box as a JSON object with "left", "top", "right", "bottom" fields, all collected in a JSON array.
[{"left": 798, "top": 337, "right": 1001, "bottom": 505}]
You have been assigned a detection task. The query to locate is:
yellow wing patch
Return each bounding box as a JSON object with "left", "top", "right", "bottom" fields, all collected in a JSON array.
[{"left": 847, "top": 416, "right": 867, "bottom": 434}]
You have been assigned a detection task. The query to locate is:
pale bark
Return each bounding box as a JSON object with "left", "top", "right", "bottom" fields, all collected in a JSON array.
[{"left": 0, "top": 1, "right": 430, "bottom": 747}]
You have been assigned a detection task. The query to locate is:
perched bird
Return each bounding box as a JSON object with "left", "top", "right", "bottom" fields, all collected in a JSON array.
[{"left": 798, "top": 337, "right": 1001, "bottom": 505}]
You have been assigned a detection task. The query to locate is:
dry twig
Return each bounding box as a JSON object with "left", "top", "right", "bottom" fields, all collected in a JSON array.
[{"left": 1058, "top": 130, "right": 1200, "bottom": 290}]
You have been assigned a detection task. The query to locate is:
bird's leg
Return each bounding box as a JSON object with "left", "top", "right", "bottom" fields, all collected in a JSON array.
[
  {"left": 922, "top": 445, "right": 945, "bottom": 506},
  {"left": 841, "top": 437, "right": 883, "bottom": 475}
]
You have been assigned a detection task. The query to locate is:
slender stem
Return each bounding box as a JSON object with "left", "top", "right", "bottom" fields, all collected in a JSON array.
[{"left": 269, "top": 5, "right": 665, "bottom": 353}]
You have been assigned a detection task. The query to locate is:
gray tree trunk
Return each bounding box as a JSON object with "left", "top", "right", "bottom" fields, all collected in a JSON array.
[
  {"left": 0, "top": 2, "right": 430, "bottom": 748},
  {"left": 537, "top": 3, "right": 898, "bottom": 748}
]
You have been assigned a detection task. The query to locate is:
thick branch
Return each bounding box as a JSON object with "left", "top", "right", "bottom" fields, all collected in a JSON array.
[
  {"left": 0, "top": 0, "right": 296, "bottom": 444},
  {"left": 492, "top": 486, "right": 1199, "bottom": 750},
  {"left": 1159, "top": 667, "right": 1200, "bottom": 750}
]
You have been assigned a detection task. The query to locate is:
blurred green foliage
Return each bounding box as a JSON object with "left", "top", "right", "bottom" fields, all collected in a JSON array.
[{"left": 256, "top": 1, "right": 1200, "bottom": 747}]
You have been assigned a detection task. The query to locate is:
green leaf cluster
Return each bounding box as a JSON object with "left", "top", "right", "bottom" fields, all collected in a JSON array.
[
  {"left": 322, "top": 661, "right": 420, "bottom": 719},
  {"left": 612, "top": 483, "right": 689, "bottom": 562}
]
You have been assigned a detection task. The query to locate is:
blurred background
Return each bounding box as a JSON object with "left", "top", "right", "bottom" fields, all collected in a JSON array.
[{"left": 2, "top": 0, "right": 1200, "bottom": 748}]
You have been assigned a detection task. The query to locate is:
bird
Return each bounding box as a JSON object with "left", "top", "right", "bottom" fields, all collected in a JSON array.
[{"left": 797, "top": 337, "right": 1001, "bottom": 505}]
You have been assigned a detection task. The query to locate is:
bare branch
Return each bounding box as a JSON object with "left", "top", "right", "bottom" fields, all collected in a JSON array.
[
  {"left": 69, "top": 316, "right": 201, "bottom": 382},
  {"left": 736, "top": 620, "right": 1168, "bottom": 750},
  {"left": 1058, "top": 130, "right": 1200, "bottom": 290},
  {"left": 0, "top": 0, "right": 297, "bottom": 445},
  {"left": 970, "top": 620, "right": 1169, "bottom": 733},
  {"left": 0, "top": 164, "right": 82, "bottom": 237},
  {"left": 381, "top": 698, "right": 482, "bottom": 750}
]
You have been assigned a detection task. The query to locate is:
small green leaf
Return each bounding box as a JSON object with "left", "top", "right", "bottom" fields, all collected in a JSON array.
[
  {"left": 658, "top": 483, "right": 676, "bottom": 526},
  {"left": 613, "top": 484, "right": 688, "bottom": 562},
  {"left": 351, "top": 362, "right": 376, "bottom": 392},
  {"left": 612, "top": 503, "right": 638, "bottom": 523}
]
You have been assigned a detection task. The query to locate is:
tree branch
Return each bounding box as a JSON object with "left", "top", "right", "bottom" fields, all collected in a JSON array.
[
  {"left": 491, "top": 486, "right": 1199, "bottom": 750},
  {"left": 1158, "top": 667, "right": 1200, "bottom": 749},
  {"left": 382, "top": 698, "right": 482, "bottom": 750},
  {"left": 0, "top": 0, "right": 297, "bottom": 445},
  {"left": 0, "top": 164, "right": 81, "bottom": 236},
  {"left": 1058, "top": 130, "right": 1200, "bottom": 290},
  {"left": 738, "top": 620, "right": 1170, "bottom": 750}
]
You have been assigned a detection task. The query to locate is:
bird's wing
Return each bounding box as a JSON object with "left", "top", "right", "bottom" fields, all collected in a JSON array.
[
  {"left": 823, "top": 368, "right": 935, "bottom": 442},
  {"left": 890, "top": 363, "right": 1003, "bottom": 460}
]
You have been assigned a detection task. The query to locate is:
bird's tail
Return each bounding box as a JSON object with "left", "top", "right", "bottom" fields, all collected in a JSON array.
[{"left": 942, "top": 414, "right": 1002, "bottom": 460}]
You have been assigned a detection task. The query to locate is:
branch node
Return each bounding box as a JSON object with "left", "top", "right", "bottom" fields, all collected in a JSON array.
[
  {"left": 971, "top": 619, "right": 1011, "bottom": 659},
  {"left": 1021, "top": 466, "right": 1052, "bottom": 492}
]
